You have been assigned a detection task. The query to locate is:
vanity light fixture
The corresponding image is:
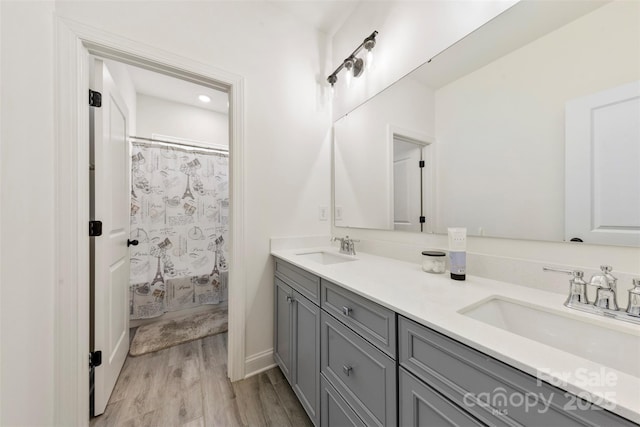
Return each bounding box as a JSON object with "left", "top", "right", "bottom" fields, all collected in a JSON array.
[
  {"left": 198, "top": 94, "right": 211, "bottom": 103},
  {"left": 327, "top": 31, "right": 378, "bottom": 90}
]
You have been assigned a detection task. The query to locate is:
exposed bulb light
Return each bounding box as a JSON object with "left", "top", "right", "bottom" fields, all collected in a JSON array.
[
  {"left": 327, "top": 74, "right": 337, "bottom": 99},
  {"left": 344, "top": 57, "right": 354, "bottom": 88},
  {"left": 198, "top": 94, "right": 211, "bottom": 103},
  {"left": 364, "top": 35, "right": 376, "bottom": 70}
]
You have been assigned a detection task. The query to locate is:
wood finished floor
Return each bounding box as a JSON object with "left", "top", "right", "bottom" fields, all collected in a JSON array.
[{"left": 91, "top": 332, "right": 313, "bottom": 427}]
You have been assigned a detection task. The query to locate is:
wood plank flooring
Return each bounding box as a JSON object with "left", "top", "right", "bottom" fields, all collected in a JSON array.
[{"left": 91, "top": 332, "right": 313, "bottom": 427}]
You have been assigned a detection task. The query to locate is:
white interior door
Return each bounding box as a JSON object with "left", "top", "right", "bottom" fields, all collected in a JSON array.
[
  {"left": 393, "top": 138, "right": 424, "bottom": 232},
  {"left": 565, "top": 81, "right": 640, "bottom": 246},
  {"left": 91, "top": 58, "right": 131, "bottom": 415}
]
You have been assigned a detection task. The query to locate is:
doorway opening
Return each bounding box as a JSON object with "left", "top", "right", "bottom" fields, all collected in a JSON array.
[
  {"left": 55, "top": 20, "right": 246, "bottom": 425},
  {"left": 89, "top": 56, "right": 232, "bottom": 417},
  {"left": 388, "top": 126, "right": 435, "bottom": 234}
]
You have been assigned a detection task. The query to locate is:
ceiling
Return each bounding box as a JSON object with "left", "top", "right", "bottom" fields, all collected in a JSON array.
[
  {"left": 123, "top": 62, "right": 229, "bottom": 114},
  {"left": 105, "top": 1, "right": 362, "bottom": 113},
  {"left": 268, "top": 0, "right": 362, "bottom": 36}
]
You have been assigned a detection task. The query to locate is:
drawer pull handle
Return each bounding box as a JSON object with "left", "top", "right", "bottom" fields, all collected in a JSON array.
[
  {"left": 286, "top": 296, "right": 294, "bottom": 304},
  {"left": 342, "top": 306, "right": 352, "bottom": 316},
  {"left": 343, "top": 365, "right": 353, "bottom": 376}
]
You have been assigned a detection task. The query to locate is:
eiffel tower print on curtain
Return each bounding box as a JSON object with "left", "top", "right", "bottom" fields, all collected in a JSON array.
[{"left": 129, "top": 142, "right": 229, "bottom": 319}]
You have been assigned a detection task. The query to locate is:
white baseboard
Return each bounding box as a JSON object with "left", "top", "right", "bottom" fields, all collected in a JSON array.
[{"left": 243, "top": 348, "right": 276, "bottom": 379}]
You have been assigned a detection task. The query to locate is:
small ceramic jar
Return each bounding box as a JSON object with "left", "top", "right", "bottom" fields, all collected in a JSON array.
[{"left": 421, "top": 251, "right": 446, "bottom": 274}]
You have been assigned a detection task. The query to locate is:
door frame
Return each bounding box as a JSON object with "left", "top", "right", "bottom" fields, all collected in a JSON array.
[{"left": 54, "top": 17, "right": 247, "bottom": 425}]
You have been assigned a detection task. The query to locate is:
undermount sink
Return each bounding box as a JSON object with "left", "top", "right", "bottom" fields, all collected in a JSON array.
[
  {"left": 296, "top": 251, "right": 357, "bottom": 265},
  {"left": 460, "top": 297, "right": 640, "bottom": 378}
]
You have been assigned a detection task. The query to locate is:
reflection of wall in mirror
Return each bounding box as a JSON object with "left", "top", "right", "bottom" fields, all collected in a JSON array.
[
  {"left": 434, "top": 1, "right": 640, "bottom": 243},
  {"left": 334, "top": 76, "right": 434, "bottom": 229}
]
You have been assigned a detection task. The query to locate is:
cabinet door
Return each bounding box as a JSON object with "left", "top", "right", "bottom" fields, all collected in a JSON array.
[
  {"left": 274, "top": 278, "right": 294, "bottom": 382},
  {"left": 400, "top": 368, "right": 483, "bottom": 427},
  {"left": 293, "top": 290, "right": 320, "bottom": 426}
]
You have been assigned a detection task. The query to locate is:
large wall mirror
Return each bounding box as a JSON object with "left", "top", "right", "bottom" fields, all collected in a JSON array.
[{"left": 333, "top": 0, "right": 640, "bottom": 247}]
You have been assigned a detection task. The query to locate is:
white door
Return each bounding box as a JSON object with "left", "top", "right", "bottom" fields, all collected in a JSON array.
[
  {"left": 565, "top": 81, "right": 640, "bottom": 246},
  {"left": 91, "top": 58, "right": 131, "bottom": 415},
  {"left": 393, "top": 138, "right": 424, "bottom": 232}
]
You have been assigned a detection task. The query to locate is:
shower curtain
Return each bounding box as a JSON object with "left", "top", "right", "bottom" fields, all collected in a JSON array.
[{"left": 129, "top": 142, "right": 229, "bottom": 320}]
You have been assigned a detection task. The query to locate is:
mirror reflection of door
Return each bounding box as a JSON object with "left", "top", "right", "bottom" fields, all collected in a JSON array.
[{"left": 393, "top": 136, "right": 428, "bottom": 232}]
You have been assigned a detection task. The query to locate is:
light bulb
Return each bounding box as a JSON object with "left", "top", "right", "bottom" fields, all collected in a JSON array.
[
  {"left": 345, "top": 70, "right": 352, "bottom": 88},
  {"left": 366, "top": 49, "right": 374, "bottom": 70}
]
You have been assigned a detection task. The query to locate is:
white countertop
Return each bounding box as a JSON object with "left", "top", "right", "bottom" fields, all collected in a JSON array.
[{"left": 271, "top": 246, "right": 640, "bottom": 423}]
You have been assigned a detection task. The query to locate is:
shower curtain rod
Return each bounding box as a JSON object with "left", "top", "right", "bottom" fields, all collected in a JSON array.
[{"left": 128, "top": 135, "right": 229, "bottom": 155}]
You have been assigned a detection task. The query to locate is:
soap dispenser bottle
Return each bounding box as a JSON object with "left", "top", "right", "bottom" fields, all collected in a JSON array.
[{"left": 448, "top": 227, "right": 467, "bottom": 281}]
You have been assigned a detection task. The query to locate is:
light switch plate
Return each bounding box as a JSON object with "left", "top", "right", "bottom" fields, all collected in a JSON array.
[{"left": 318, "top": 206, "right": 328, "bottom": 221}]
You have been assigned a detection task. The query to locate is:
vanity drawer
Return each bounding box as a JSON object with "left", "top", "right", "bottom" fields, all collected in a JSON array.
[
  {"left": 321, "top": 311, "right": 396, "bottom": 427},
  {"left": 274, "top": 259, "right": 320, "bottom": 304},
  {"left": 399, "top": 367, "right": 484, "bottom": 427},
  {"left": 321, "top": 374, "right": 366, "bottom": 427},
  {"left": 321, "top": 279, "right": 396, "bottom": 357},
  {"left": 398, "top": 316, "right": 636, "bottom": 427}
]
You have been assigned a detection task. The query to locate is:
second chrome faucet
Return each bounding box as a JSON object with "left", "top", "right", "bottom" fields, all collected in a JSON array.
[{"left": 544, "top": 265, "right": 640, "bottom": 325}]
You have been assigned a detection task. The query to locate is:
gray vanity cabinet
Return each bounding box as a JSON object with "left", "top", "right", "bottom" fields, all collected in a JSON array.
[
  {"left": 274, "top": 257, "right": 636, "bottom": 427},
  {"left": 274, "top": 260, "right": 321, "bottom": 426},
  {"left": 398, "top": 316, "right": 636, "bottom": 427}
]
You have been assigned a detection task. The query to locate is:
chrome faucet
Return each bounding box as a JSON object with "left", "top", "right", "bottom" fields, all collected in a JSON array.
[
  {"left": 331, "top": 235, "right": 359, "bottom": 256},
  {"left": 542, "top": 267, "right": 588, "bottom": 307},
  {"left": 627, "top": 278, "right": 640, "bottom": 317},
  {"left": 589, "top": 265, "right": 618, "bottom": 310},
  {"left": 544, "top": 265, "right": 640, "bottom": 325}
]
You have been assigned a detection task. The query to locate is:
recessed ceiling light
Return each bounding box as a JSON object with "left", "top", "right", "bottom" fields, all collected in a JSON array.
[{"left": 198, "top": 95, "right": 211, "bottom": 103}]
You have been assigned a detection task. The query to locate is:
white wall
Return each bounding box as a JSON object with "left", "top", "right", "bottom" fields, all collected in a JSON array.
[
  {"left": 136, "top": 94, "right": 228, "bottom": 145},
  {"left": 435, "top": 1, "right": 640, "bottom": 241},
  {"left": 334, "top": 76, "right": 433, "bottom": 229},
  {"left": 1, "top": 1, "right": 331, "bottom": 424},
  {"left": 331, "top": 1, "right": 640, "bottom": 306},
  {"left": 1, "top": 2, "right": 56, "bottom": 425},
  {"left": 331, "top": 0, "right": 517, "bottom": 120}
]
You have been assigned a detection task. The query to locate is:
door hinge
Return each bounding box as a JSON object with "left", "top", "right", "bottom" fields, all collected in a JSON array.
[
  {"left": 90, "top": 351, "right": 102, "bottom": 368},
  {"left": 419, "top": 160, "right": 425, "bottom": 168},
  {"left": 89, "top": 220, "right": 103, "bottom": 237},
  {"left": 89, "top": 89, "right": 102, "bottom": 107},
  {"left": 419, "top": 216, "right": 426, "bottom": 223}
]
